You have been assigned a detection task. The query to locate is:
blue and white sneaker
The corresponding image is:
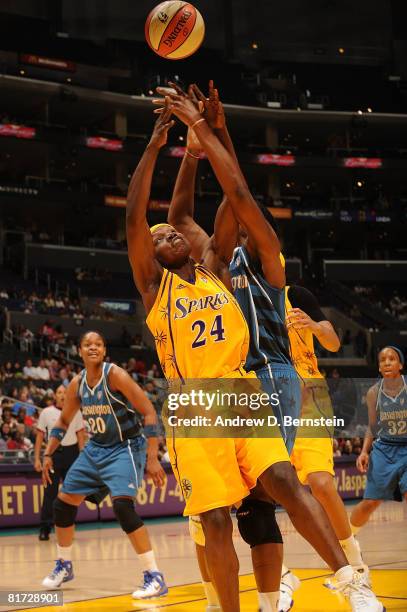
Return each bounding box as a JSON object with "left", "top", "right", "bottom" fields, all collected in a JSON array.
[
  {"left": 42, "top": 559, "right": 74, "bottom": 588},
  {"left": 132, "top": 570, "right": 168, "bottom": 599}
]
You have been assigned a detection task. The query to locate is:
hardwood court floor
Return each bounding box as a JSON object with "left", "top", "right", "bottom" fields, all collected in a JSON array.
[{"left": 1, "top": 501, "right": 406, "bottom": 612}]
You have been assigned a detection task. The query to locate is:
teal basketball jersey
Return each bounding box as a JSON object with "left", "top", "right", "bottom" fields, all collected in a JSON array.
[{"left": 78, "top": 362, "right": 142, "bottom": 446}]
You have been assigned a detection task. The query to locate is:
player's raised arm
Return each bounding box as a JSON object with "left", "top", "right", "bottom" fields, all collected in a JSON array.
[
  {"left": 154, "top": 88, "right": 284, "bottom": 289},
  {"left": 42, "top": 377, "right": 81, "bottom": 486},
  {"left": 109, "top": 365, "right": 165, "bottom": 487},
  {"left": 356, "top": 385, "right": 378, "bottom": 473},
  {"left": 192, "top": 81, "right": 242, "bottom": 173},
  {"left": 126, "top": 101, "right": 174, "bottom": 312},
  {"left": 166, "top": 123, "right": 210, "bottom": 262},
  {"left": 189, "top": 83, "right": 240, "bottom": 265}
]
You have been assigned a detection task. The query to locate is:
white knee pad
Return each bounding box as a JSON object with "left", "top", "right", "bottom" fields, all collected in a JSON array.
[{"left": 189, "top": 514, "right": 206, "bottom": 547}]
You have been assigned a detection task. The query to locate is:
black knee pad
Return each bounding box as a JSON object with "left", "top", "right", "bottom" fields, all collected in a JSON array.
[
  {"left": 112, "top": 498, "right": 143, "bottom": 534},
  {"left": 236, "top": 499, "right": 283, "bottom": 548},
  {"left": 53, "top": 498, "right": 78, "bottom": 528}
]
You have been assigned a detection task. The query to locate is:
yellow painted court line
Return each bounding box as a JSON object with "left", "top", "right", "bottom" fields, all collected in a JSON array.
[{"left": 18, "top": 569, "right": 407, "bottom": 612}]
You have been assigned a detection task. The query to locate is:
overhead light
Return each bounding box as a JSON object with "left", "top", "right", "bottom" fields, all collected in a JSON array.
[
  {"left": 148, "top": 89, "right": 154, "bottom": 95},
  {"left": 178, "top": 136, "right": 184, "bottom": 141},
  {"left": 286, "top": 182, "right": 291, "bottom": 188},
  {"left": 20, "top": 70, "right": 25, "bottom": 75},
  {"left": 338, "top": 47, "right": 345, "bottom": 54},
  {"left": 367, "top": 107, "right": 372, "bottom": 113},
  {"left": 252, "top": 42, "right": 258, "bottom": 49},
  {"left": 357, "top": 110, "right": 363, "bottom": 115},
  {"left": 356, "top": 181, "right": 363, "bottom": 188},
  {"left": 66, "top": 77, "right": 72, "bottom": 83}
]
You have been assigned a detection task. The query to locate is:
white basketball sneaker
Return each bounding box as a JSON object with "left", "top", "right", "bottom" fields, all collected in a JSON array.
[
  {"left": 279, "top": 570, "right": 301, "bottom": 611},
  {"left": 132, "top": 570, "right": 168, "bottom": 599},
  {"left": 42, "top": 559, "right": 74, "bottom": 588},
  {"left": 337, "top": 570, "right": 385, "bottom": 611}
]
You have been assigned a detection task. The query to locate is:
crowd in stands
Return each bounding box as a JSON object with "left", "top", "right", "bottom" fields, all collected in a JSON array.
[
  {"left": 0, "top": 287, "right": 115, "bottom": 322},
  {"left": 333, "top": 437, "right": 363, "bottom": 457},
  {"left": 354, "top": 285, "right": 407, "bottom": 323},
  {"left": 0, "top": 353, "right": 167, "bottom": 461}
]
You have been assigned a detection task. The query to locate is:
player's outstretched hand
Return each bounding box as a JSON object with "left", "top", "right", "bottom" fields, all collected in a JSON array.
[
  {"left": 153, "top": 83, "right": 202, "bottom": 128},
  {"left": 149, "top": 97, "right": 175, "bottom": 149},
  {"left": 191, "top": 80, "right": 225, "bottom": 130},
  {"left": 42, "top": 456, "right": 54, "bottom": 487},
  {"left": 356, "top": 451, "right": 369, "bottom": 473},
  {"left": 146, "top": 456, "right": 166, "bottom": 488}
]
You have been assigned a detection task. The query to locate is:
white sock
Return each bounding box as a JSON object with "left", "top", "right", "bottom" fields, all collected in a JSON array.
[
  {"left": 351, "top": 523, "right": 361, "bottom": 536},
  {"left": 138, "top": 550, "right": 159, "bottom": 573},
  {"left": 203, "top": 581, "right": 219, "bottom": 606},
  {"left": 335, "top": 564, "right": 354, "bottom": 584},
  {"left": 340, "top": 535, "right": 363, "bottom": 566},
  {"left": 57, "top": 544, "right": 72, "bottom": 561},
  {"left": 258, "top": 591, "right": 280, "bottom": 611}
]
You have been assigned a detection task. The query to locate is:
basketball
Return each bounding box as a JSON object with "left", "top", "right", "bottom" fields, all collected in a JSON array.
[{"left": 145, "top": 1, "right": 205, "bottom": 60}]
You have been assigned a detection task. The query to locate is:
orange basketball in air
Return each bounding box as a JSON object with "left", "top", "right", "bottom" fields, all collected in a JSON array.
[{"left": 145, "top": 2, "right": 205, "bottom": 60}]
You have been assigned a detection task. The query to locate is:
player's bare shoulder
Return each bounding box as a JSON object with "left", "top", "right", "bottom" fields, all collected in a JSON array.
[{"left": 366, "top": 382, "right": 380, "bottom": 408}]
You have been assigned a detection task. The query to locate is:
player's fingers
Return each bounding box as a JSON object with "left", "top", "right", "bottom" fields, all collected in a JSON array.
[
  {"left": 192, "top": 83, "right": 207, "bottom": 102},
  {"left": 161, "top": 99, "right": 173, "bottom": 121},
  {"left": 157, "top": 470, "right": 166, "bottom": 487},
  {"left": 168, "top": 81, "right": 186, "bottom": 96},
  {"left": 152, "top": 97, "right": 166, "bottom": 105},
  {"left": 188, "top": 85, "right": 200, "bottom": 108},
  {"left": 156, "top": 86, "right": 177, "bottom": 95}
]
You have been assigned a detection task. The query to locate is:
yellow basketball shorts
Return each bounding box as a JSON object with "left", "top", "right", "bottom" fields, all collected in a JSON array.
[
  {"left": 167, "top": 369, "right": 290, "bottom": 516},
  {"left": 169, "top": 435, "right": 289, "bottom": 515},
  {"left": 290, "top": 437, "right": 335, "bottom": 484}
]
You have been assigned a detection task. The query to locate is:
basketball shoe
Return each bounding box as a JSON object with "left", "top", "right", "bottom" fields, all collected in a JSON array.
[
  {"left": 132, "top": 570, "right": 168, "bottom": 599},
  {"left": 42, "top": 559, "right": 74, "bottom": 588},
  {"left": 278, "top": 569, "right": 301, "bottom": 611},
  {"left": 336, "top": 569, "right": 385, "bottom": 611}
]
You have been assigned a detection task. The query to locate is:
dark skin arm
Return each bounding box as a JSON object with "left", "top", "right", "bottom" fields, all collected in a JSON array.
[
  {"left": 108, "top": 365, "right": 165, "bottom": 487},
  {"left": 167, "top": 122, "right": 211, "bottom": 262},
  {"left": 126, "top": 101, "right": 175, "bottom": 313},
  {"left": 156, "top": 87, "right": 233, "bottom": 282},
  {"left": 190, "top": 83, "right": 240, "bottom": 262},
  {"left": 155, "top": 87, "right": 284, "bottom": 289}
]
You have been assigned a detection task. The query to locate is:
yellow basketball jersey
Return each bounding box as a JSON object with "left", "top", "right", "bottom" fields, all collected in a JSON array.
[
  {"left": 146, "top": 264, "right": 250, "bottom": 380},
  {"left": 285, "top": 286, "right": 323, "bottom": 379}
]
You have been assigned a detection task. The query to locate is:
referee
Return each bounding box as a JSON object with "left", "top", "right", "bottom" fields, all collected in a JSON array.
[{"left": 34, "top": 384, "right": 86, "bottom": 540}]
